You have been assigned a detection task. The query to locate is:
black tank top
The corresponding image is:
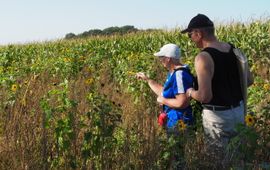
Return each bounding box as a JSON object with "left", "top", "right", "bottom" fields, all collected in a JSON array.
[{"left": 202, "top": 45, "right": 243, "bottom": 106}]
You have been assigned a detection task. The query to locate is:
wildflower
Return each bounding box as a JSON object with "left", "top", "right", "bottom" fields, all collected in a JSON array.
[
  {"left": 79, "top": 56, "right": 86, "bottom": 61},
  {"left": 21, "top": 98, "right": 26, "bottom": 106},
  {"left": 85, "top": 78, "right": 94, "bottom": 85},
  {"left": 11, "top": 84, "right": 18, "bottom": 92},
  {"left": 24, "top": 80, "right": 29, "bottom": 85},
  {"left": 178, "top": 119, "right": 187, "bottom": 131},
  {"left": 245, "top": 113, "right": 255, "bottom": 127},
  {"left": 263, "top": 83, "right": 270, "bottom": 91},
  {"left": 63, "top": 57, "right": 71, "bottom": 62},
  {"left": 251, "top": 64, "right": 257, "bottom": 72},
  {"left": 127, "top": 71, "right": 136, "bottom": 75},
  {"left": 88, "top": 67, "right": 94, "bottom": 73}
]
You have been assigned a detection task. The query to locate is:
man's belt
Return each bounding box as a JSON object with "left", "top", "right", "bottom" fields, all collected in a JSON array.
[{"left": 203, "top": 103, "right": 240, "bottom": 111}]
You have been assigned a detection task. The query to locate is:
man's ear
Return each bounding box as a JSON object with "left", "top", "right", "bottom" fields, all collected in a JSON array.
[{"left": 197, "top": 30, "right": 203, "bottom": 39}]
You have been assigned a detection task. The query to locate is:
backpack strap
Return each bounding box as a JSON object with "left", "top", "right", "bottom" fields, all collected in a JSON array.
[
  {"left": 228, "top": 42, "right": 235, "bottom": 48},
  {"left": 228, "top": 43, "right": 236, "bottom": 53},
  {"left": 174, "top": 67, "right": 191, "bottom": 74},
  {"left": 173, "top": 67, "right": 198, "bottom": 90}
]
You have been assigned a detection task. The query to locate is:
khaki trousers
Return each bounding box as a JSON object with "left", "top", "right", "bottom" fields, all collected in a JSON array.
[{"left": 202, "top": 101, "right": 244, "bottom": 147}]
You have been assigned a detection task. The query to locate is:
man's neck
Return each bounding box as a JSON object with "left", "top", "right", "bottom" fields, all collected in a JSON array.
[{"left": 202, "top": 37, "right": 218, "bottom": 48}]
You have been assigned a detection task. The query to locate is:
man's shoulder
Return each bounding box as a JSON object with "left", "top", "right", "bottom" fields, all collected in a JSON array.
[
  {"left": 199, "top": 51, "right": 212, "bottom": 57},
  {"left": 195, "top": 51, "right": 212, "bottom": 63},
  {"left": 195, "top": 51, "right": 214, "bottom": 72}
]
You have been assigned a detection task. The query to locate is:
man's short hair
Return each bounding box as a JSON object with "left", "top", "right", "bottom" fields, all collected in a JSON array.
[{"left": 199, "top": 27, "right": 215, "bottom": 36}]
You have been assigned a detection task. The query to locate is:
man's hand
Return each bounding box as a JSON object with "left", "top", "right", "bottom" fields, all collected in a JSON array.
[{"left": 186, "top": 88, "right": 194, "bottom": 99}]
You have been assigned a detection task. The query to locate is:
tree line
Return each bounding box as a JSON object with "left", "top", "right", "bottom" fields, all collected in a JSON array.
[{"left": 65, "top": 25, "right": 152, "bottom": 39}]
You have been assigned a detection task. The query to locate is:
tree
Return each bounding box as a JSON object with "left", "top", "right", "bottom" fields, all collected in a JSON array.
[
  {"left": 120, "top": 25, "right": 138, "bottom": 34},
  {"left": 64, "top": 25, "right": 142, "bottom": 39},
  {"left": 103, "top": 26, "right": 120, "bottom": 35},
  {"left": 65, "top": 33, "right": 76, "bottom": 39},
  {"left": 88, "top": 29, "right": 103, "bottom": 36}
]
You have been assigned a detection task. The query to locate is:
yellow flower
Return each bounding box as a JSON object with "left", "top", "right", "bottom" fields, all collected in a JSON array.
[
  {"left": 178, "top": 120, "right": 187, "bottom": 131},
  {"left": 263, "top": 83, "right": 270, "bottom": 91},
  {"left": 63, "top": 57, "right": 71, "bottom": 62},
  {"left": 127, "top": 71, "right": 136, "bottom": 75},
  {"left": 79, "top": 56, "right": 86, "bottom": 61},
  {"left": 251, "top": 64, "right": 257, "bottom": 72},
  {"left": 245, "top": 113, "right": 255, "bottom": 127},
  {"left": 21, "top": 98, "right": 26, "bottom": 106},
  {"left": 11, "top": 84, "right": 18, "bottom": 92},
  {"left": 24, "top": 80, "right": 29, "bottom": 85},
  {"left": 88, "top": 67, "right": 94, "bottom": 73},
  {"left": 85, "top": 78, "right": 94, "bottom": 85}
]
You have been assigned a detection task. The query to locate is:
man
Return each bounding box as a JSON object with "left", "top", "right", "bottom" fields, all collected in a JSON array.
[
  {"left": 136, "top": 43, "right": 194, "bottom": 132},
  {"left": 181, "top": 14, "right": 253, "bottom": 147}
]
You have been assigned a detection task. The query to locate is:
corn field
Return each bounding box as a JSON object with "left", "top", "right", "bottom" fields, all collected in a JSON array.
[{"left": 0, "top": 19, "right": 270, "bottom": 169}]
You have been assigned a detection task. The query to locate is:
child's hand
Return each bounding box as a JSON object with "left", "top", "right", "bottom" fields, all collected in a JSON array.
[{"left": 135, "top": 72, "right": 149, "bottom": 81}]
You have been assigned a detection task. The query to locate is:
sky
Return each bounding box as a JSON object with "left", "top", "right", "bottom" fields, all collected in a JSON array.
[{"left": 0, "top": 0, "right": 269, "bottom": 45}]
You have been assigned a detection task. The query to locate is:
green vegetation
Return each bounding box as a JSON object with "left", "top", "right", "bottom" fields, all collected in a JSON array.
[
  {"left": 65, "top": 25, "right": 148, "bottom": 39},
  {"left": 0, "top": 19, "right": 269, "bottom": 169}
]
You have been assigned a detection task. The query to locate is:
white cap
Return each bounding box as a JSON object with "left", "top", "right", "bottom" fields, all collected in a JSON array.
[{"left": 154, "top": 43, "right": 181, "bottom": 59}]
